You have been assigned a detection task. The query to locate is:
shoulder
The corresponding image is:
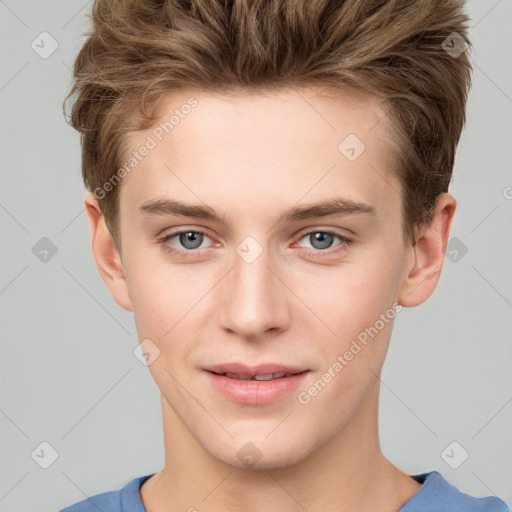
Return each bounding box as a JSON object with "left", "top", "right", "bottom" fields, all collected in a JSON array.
[
  {"left": 403, "top": 471, "right": 510, "bottom": 512},
  {"left": 57, "top": 474, "right": 154, "bottom": 512},
  {"left": 58, "top": 489, "right": 120, "bottom": 512}
]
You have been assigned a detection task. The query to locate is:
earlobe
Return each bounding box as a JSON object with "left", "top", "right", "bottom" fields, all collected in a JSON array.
[
  {"left": 398, "top": 193, "right": 456, "bottom": 308},
  {"left": 84, "top": 192, "right": 133, "bottom": 312}
]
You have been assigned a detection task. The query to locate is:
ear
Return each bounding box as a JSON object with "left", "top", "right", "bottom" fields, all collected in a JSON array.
[
  {"left": 84, "top": 192, "right": 133, "bottom": 312},
  {"left": 398, "top": 193, "right": 456, "bottom": 307}
]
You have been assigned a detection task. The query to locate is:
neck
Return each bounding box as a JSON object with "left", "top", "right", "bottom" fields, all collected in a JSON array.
[{"left": 140, "top": 382, "right": 421, "bottom": 512}]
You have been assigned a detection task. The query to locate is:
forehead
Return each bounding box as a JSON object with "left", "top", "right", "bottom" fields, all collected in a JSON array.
[
  {"left": 120, "top": 86, "right": 401, "bottom": 226},
  {"left": 129, "top": 85, "right": 391, "bottom": 150}
]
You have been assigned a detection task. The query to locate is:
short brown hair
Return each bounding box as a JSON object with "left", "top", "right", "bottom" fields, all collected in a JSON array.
[{"left": 64, "top": 0, "right": 472, "bottom": 249}]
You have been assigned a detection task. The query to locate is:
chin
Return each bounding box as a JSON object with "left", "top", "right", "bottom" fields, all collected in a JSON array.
[{"left": 208, "top": 434, "right": 313, "bottom": 471}]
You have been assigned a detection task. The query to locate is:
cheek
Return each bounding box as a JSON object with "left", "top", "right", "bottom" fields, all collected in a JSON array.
[
  {"left": 123, "top": 251, "right": 175, "bottom": 332},
  {"left": 311, "top": 258, "right": 399, "bottom": 329},
  {"left": 298, "top": 288, "right": 397, "bottom": 420},
  {"left": 124, "top": 233, "right": 402, "bottom": 342},
  {"left": 124, "top": 251, "right": 214, "bottom": 340},
  {"left": 299, "top": 253, "right": 401, "bottom": 367}
]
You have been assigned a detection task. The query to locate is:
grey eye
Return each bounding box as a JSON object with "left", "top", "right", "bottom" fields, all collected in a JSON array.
[
  {"left": 306, "top": 232, "right": 336, "bottom": 250},
  {"left": 178, "top": 231, "right": 205, "bottom": 249}
]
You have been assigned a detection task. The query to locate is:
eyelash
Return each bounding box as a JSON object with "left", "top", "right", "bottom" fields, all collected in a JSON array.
[{"left": 158, "top": 229, "right": 354, "bottom": 259}]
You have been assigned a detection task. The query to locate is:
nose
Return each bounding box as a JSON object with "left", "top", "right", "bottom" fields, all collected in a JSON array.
[{"left": 217, "top": 243, "right": 291, "bottom": 340}]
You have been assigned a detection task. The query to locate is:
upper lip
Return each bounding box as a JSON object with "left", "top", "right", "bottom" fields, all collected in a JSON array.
[{"left": 204, "top": 362, "right": 309, "bottom": 377}]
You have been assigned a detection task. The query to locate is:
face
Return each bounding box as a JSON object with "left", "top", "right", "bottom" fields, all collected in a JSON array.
[{"left": 113, "top": 86, "right": 415, "bottom": 469}]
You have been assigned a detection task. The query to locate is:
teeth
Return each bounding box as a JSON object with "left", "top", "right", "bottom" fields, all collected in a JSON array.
[
  {"left": 222, "top": 372, "right": 289, "bottom": 380},
  {"left": 253, "top": 373, "right": 275, "bottom": 381},
  {"left": 224, "top": 372, "right": 252, "bottom": 380}
]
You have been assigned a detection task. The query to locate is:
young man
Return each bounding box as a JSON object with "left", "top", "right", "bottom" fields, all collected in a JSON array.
[{"left": 60, "top": 0, "right": 508, "bottom": 511}]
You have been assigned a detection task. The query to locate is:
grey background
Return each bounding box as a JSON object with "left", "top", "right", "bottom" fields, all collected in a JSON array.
[{"left": 0, "top": 1, "right": 511, "bottom": 510}]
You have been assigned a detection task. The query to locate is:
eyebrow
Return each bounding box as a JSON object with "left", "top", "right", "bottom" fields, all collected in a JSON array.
[{"left": 139, "top": 196, "right": 377, "bottom": 224}]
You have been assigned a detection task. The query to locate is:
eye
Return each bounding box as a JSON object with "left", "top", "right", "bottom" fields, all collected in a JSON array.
[
  {"left": 158, "top": 228, "right": 354, "bottom": 259},
  {"left": 295, "top": 230, "right": 353, "bottom": 254},
  {"left": 159, "top": 229, "right": 213, "bottom": 257}
]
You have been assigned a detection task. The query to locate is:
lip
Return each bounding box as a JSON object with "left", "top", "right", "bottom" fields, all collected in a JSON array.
[
  {"left": 202, "top": 363, "right": 310, "bottom": 405},
  {"left": 204, "top": 362, "right": 309, "bottom": 377}
]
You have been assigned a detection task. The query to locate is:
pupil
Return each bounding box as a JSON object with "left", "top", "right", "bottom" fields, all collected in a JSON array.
[
  {"left": 180, "top": 231, "right": 203, "bottom": 249},
  {"left": 312, "top": 232, "right": 333, "bottom": 249}
]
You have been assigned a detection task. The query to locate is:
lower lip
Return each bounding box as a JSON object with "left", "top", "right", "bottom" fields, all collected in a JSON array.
[{"left": 203, "top": 370, "right": 309, "bottom": 405}]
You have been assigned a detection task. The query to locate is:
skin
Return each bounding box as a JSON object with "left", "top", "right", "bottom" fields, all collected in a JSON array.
[{"left": 85, "top": 86, "right": 456, "bottom": 512}]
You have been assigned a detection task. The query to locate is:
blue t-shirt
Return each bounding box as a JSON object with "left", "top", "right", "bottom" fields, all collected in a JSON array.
[{"left": 58, "top": 470, "right": 509, "bottom": 512}]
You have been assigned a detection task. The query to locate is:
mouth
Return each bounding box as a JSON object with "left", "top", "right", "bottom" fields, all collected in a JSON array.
[
  {"left": 202, "top": 363, "right": 310, "bottom": 405},
  {"left": 206, "top": 370, "right": 307, "bottom": 381},
  {"left": 203, "top": 362, "right": 310, "bottom": 380}
]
